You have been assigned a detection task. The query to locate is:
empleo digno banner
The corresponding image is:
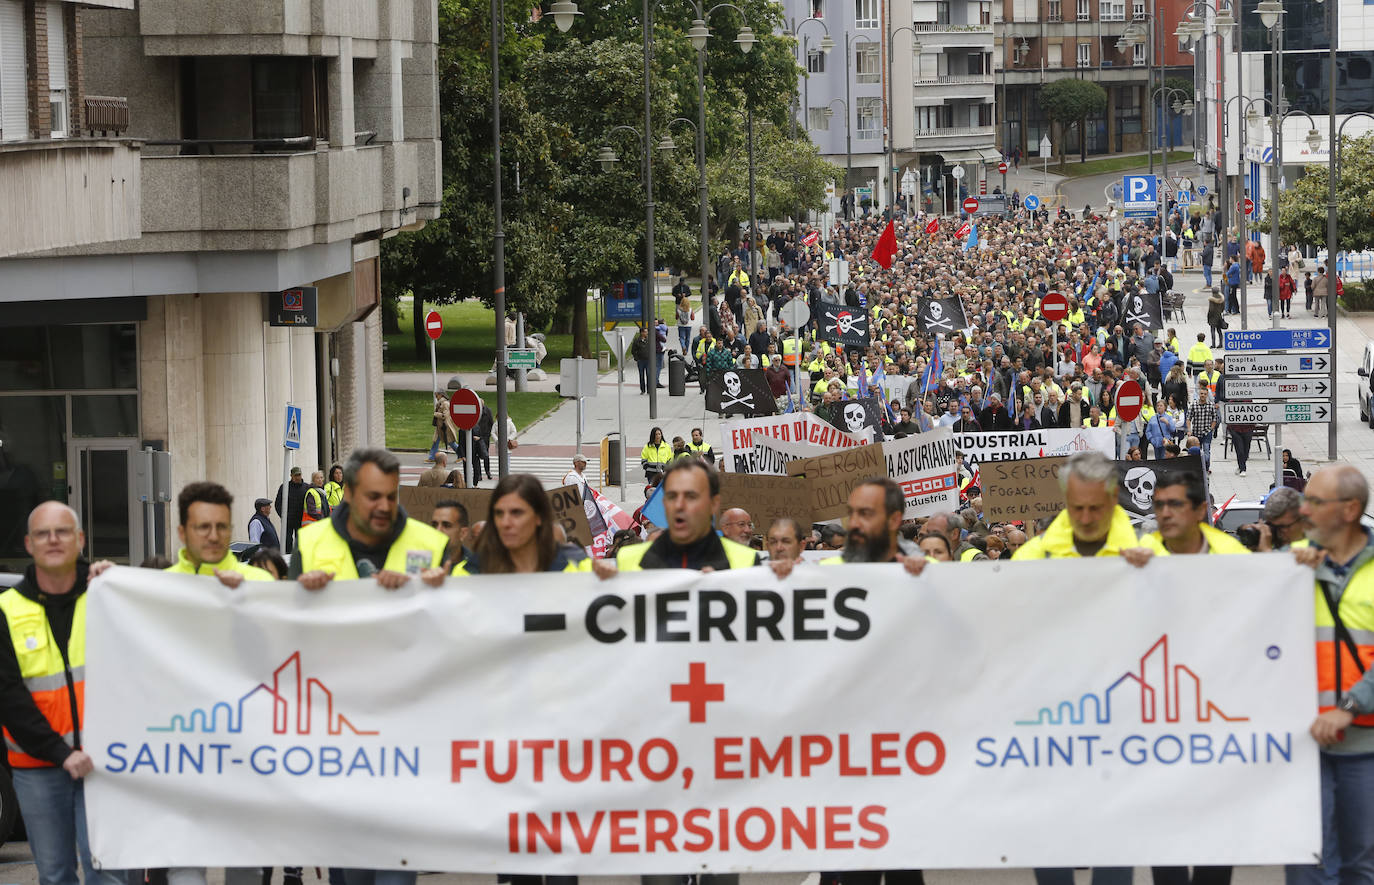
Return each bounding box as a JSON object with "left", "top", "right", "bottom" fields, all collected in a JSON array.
[{"left": 85, "top": 558, "right": 1319, "bottom": 872}]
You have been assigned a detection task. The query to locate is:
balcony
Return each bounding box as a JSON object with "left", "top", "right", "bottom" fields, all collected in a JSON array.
[
  {"left": 912, "top": 22, "right": 995, "bottom": 48},
  {"left": 0, "top": 138, "right": 141, "bottom": 259},
  {"left": 910, "top": 125, "right": 997, "bottom": 151},
  {"left": 913, "top": 74, "right": 996, "bottom": 101},
  {"left": 136, "top": 0, "right": 422, "bottom": 56}
]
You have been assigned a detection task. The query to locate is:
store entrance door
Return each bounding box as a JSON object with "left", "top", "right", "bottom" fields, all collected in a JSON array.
[{"left": 68, "top": 440, "right": 141, "bottom": 564}]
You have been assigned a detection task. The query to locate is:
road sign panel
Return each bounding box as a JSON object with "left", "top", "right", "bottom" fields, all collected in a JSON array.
[
  {"left": 1222, "top": 401, "right": 1329, "bottom": 424},
  {"left": 424, "top": 310, "right": 443, "bottom": 341},
  {"left": 1223, "top": 328, "right": 1330, "bottom": 351},
  {"left": 998, "top": 161, "right": 1008, "bottom": 174},
  {"left": 283, "top": 404, "right": 302, "bottom": 450},
  {"left": 1179, "top": 176, "right": 1194, "bottom": 192},
  {"left": 1122, "top": 175, "right": 1158, "bottom": 216},
  {"left": 1176, "top": 190, "right": 1192, "bottom": 204},
  {"left": 780, "top": 299, "right": 810, "bottom": 331},
  {"left": 963, "top": 197, "right": 980, "bottom": 214},
  {"left": 1223, "top": 353, "right": 1330, "bottom": 375},
  {"left": 1024, "top": 193, "right": 1041, "bottom": 211},
  {"left": 506, "top": 349, "right": 538, "bottom": 370},
  {"left": 1198, "top": 185, "right": 1208, "bottom": 196},
  {"left": 1224, "top": 377, "right": 1330, "bottom": 400},
  {"left": 1040, "top": 292, "right": 1069, "bottom": 323},
  {"left": 1115, "top": 379, "right": 1144, "bottom": 422},
  {"left": 449, "top": 388, "right": 483, "bottom": 430},
  {"left": 1244, "top": 198, "right": 1255, "bottom": 216}
]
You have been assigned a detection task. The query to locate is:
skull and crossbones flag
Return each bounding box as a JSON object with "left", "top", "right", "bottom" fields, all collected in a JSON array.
[
  {"left": 1120, "top": 290, "right": 1165, "bottom": 331},
  {"left": 1115, "top": 454, "right": 1205, "bottom": 528},
  {"left": 811, "top": 302, "right": 870, "bottom": 348},
  {"left": 819, "top": 396, "right": 886, "bottom": 435},
  {"left": 916, "top": 296, "right": 969, "bottom": 335},
  {"left": 705, "top": 369, "right": 777, "bottom": 417}
]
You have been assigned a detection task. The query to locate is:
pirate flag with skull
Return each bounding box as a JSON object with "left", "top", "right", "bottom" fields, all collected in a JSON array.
[
  {"left": 705, "top": 368, "right": 777, "bottom": 417},
  {"left": 1115, "top": 454, "right": 1205, "bottom": 528},
  {"left": 916, "top": 296, "right": 969, "bottom": 335},
  {"left": 1120, "top": 290, "right": 1164, "bottom": 331},
  {"left": 818, "top": 396, "right": 886, "bottom": 435},
  {"left": 811, "top": 302, "right": 870, "bottom": 349}
]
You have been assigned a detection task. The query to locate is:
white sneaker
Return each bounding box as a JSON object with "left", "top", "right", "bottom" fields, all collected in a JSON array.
[{"left": 1237, "top": 469, "right": 1247, "bottom": 476}]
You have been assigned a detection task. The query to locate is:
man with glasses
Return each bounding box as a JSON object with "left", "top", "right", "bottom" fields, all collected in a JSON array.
[
  {"left": 1130, "top": 471, "right": 1248, "bottom": 558},
  {"left": 1289, "top": 465, "right": 1374, "bottom": 885},
  {"left": 166, "top": 482, "right": 276, "bottom": 584},
  {"left": 1243, "top": 487, "right": 1309, "bottom": 552},
  {"left": 718, "top": 508, "right": 755, "bottom": 546},
  {"left": 0, "top": 503, "right": 128, "bottom": 885}
]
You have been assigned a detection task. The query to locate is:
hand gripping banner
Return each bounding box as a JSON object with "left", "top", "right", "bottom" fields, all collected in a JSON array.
[{"left": 86, "top": 561, "right": 1318, "bottom": 873}]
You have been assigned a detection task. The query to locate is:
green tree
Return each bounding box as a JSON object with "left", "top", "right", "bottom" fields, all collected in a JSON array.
[
  {"left": 1275, "top": 132, "right": 1374, "bottom": 256},
  {"left": 1041, "top": 79, "right": 1108, "bottom": 166}
]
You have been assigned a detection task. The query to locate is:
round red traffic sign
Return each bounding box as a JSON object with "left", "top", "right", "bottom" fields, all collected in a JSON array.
[
  {"left": 1040, "top": 291, "right": 1069, "bottom": 323},
  {"left": 998, "top": 161, "right": 1008, "bottom": 174},
  {"left": 424, "top": 310, "right": 443, "bottom": 341},
  {"left": 1115, "top": 379, "right": 1144, "bottom": 423},
  {"left": 963, "top": 197, "right": 980, "bottom": 214},
  {"left": 449, "top": 387, "right": 482, "bottom": 430},
  {"left": 1243, "top": 198, "right": 1255, "bottom": 216}
]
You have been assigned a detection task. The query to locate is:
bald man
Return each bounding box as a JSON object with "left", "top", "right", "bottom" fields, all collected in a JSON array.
[
  {"left": 719, "top": 508, "right": 755, "bottom": 545},
  {"left": 0, "top": 502, "right": 127, "bottom": 885}
]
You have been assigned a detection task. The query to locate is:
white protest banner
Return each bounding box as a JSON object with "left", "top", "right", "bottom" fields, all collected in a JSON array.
[
  {"left": 882, "top": 427, "right": 959, "bottom": 518},
  {"left": 954, "top": 428, "right": 1114, "bottom": 467},
  {"left": 87, "top": 560, "right": 1318, "bottom": 872},
  {"left": 751, "top": 436, "right": 842, "bottom": 477},
  {"left": 720, "top": 412, "right": 868, "bottom": 473}
]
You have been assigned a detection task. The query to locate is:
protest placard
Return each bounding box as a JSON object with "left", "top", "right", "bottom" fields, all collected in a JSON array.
[
  {"left": 882, "top": 428, "right": 959, "bottom": 519},
  {"left": 980, "top": 456, "right": 1069, "bottom": 523},
  {"left": 787, "top": 443, "right": 888, "bottom": 521},
  {"left": 717, "top": 473, "right": 813, "bottom": 535},
  {"left": 399, "top": 486, "right": 492, "bottom": 528},
  {"left": 547, "top": 484, "right": 595, "bottom": 547},
  {"left": 719, "top": 413, "right": 869, "bottom": 473}
]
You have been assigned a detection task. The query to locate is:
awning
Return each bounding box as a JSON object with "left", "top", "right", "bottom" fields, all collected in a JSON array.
[
  {"left": 936, "top": 149, "right": 983, "bottom": 163},
  {"left": 977, "top": 147, "right": 1004, "bottom": 164}
]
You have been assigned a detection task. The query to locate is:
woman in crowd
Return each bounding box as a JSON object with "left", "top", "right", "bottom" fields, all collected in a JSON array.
[
  {"left": 457, "top": 474, "right": 582, "bottom": 575},
  {"left": 640, "top": 427, "right": 672, "bottom": 485}
]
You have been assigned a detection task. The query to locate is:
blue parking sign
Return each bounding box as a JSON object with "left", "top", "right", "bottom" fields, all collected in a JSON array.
[{"left": 1122, "top": 174, "right": 1158, "bottom": 218}]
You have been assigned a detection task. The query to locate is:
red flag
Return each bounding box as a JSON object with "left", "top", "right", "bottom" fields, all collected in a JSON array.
[
  {"left": 924, "top": 218, "right": 939, "bottom": 235},
  {"left": 801, "top": 230, "right": 819, "bottom": 247},
  {"left": 871, "top": 219, "right": 897, "bottom": 269}
]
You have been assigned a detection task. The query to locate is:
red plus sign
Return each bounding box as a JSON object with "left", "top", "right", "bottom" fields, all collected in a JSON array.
[{"left": 670, "top": 662, "right": 725, "bottom": 723}]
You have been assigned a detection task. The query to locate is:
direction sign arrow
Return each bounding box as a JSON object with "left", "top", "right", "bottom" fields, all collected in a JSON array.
[
  {"left": 1222, "top": 401, "right": 1330, "bottom": 424},
  {"left": 1224, "top": 377, "right": 1330, "bottom": 400},
  {"left": 1223, "top": 353, "right": 1330, "bottom": 375},
  {"left": 1223, "top": 328, "right": 1331, "bottom": 352}
]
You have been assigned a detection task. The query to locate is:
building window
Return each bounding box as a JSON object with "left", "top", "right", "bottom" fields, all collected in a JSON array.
[
  {"left": 1077, "top": 42, "right": 1092, "bottom": 66},
  {"left": 1115, "top": 85, "right": 1142, "bottom": 134},
  {"left": 915, "top": 105, "right": 953, "bottom": 130},
  {"left": 1047, "top": 0, "right": 1062, "bottom": 20},
  {"left": 0, "top": 0, "right": 25, "bottom": 142},
  {"left": 855, "top": 44, "right": 881, "bottom": 83},
  {"left": 1077, "top": 0, "right": 1090, "bottom": 20},
  {"left": 1012, "top": 0, "right": 1034, "bottom": 21},
  {"left": 855, "top": 0, "right": 877, "bottom": 29},
  {"left": 1099, "top": 0, "right": 1124, "bottom": 21},
  {"left": 857, "top": 96, "right": 881, "bottom": 138},
  {"left": 980, "top": 3, "right": 992, "bottom": 24},
  {"left": 808, "top": 107, "right": 830, "bottom": 130},
  {"left": 47, "top": 2, "right": 68, "bottom": 138},
  {"left": 1133, "top": 42, "right": 1146, "bottom": 65},
  {"left": 935, "top": 1, "right": 951, "bottom": 24},
  {"left": 807, "top": 49, "right": 826, "bottom": 73},
  {"left": 1132, "top": 0, "right": 1145, "bottom": 18},
  {"left": 811, "top": 0, "right": 823, "bottom": 16}
]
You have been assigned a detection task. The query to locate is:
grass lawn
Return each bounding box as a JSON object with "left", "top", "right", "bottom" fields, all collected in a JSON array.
[
  {"left": 385, "top": 389, "right": 562, "bottom": 450},
  {"left": 1054, "top": 151, "right": 1194, "bottom": 179},
  {"left": 385, "top": 297, "right": 679, "bottom": 375}
]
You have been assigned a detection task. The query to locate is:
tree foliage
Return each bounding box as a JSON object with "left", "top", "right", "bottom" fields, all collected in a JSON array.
[
  {"left": 379, "top": 0, "right": 834, "bottom": 358},
  {"left": 1275, "top": 132, "right": 1374, "bottom": 255},
  {"left": 1041, "top": 79, "right": 1108, "bottom": 165}
]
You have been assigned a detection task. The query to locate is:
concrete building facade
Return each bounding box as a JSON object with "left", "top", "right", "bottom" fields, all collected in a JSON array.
[{"left": 0, "top": 0, "right": 440, "bottom": 566}]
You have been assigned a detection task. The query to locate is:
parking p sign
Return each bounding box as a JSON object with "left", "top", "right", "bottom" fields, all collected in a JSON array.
[{"left": 1122, "top": 174, "right": 1158, "bottom": 218}]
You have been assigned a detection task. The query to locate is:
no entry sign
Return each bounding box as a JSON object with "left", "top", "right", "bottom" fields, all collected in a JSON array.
[
  {"left": 998, "top": 161, "right": 1008, "bottom": 174},
  {"left": 449, "top": 387, "right": 482, "bottom": 430},
  {"left": 963, "top": 197, "right": 979, "bottom": 214},
  {"left": 424, "top": 310, "right": 444, "bottom": 341},
  {"left": 1040, "top": 292, "right": 1069, "bottom": 323},
  {"left": 1115, "top": 379, "right": 1144, "bottom": 423}
]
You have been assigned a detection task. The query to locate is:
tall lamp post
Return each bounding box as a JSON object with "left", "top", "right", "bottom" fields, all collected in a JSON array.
[
  {"left": 886, "top": 24, "right": 921, "bottom": 217},
  {"left": 1151, "top": 85, "right": 1194, "bottom": 246},
  {"left": 1174, "top": 2, "right": 1236, "bottom": 235},
  {"left": 843, "top": 34, "right": 881, "bottom": 202},
  {"left": 820, "top": 98, "right": 852, "bottom": 186},
  {"left": 686, "top": 5, "right": 757, "bottom": 320},
  {"left": 1002, "top": 34, "right": 1030, "bottom": 164},
  {"left": 784, "top": 17, "right": 834, "bottom": 236}
]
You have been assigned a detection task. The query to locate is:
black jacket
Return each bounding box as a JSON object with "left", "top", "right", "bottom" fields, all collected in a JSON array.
[
  {"left": 0, "top": 564, "right": 87, "bottom": 765},
  {"left": 631, "top": 531, "right": 758, "bottom": 570},
  {"left": 274, "top": 480, "right": 307, "bottom": 530}
]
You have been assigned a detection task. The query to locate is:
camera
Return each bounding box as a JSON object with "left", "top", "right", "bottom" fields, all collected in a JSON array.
[{"left": 1236, "top": 522, "right": 1275, "bottom": 552}]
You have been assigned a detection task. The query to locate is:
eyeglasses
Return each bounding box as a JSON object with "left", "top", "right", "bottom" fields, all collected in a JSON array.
[
  {"left": 722, "top": 520, "right": 754, "bottom": 529},
  {"left": 1304, "top": 495, "right": 1354, "bottom": 508},
  {"left": 187, "top": 522, "right": 231, "bottom": 537},
  {"left": 29, "top": 527, "right": 75, "bottom": 542}
]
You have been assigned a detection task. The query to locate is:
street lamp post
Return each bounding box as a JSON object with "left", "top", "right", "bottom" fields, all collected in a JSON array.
[
  {"left": 843, "top": 34, "right": 880, "bottom": 211},
  {"left": 785, "top": 17, "right": 833, "bottom": 236},
  {"left": 1152, "top": 85, "right": 1194, "bottom": 250},
  {"left": 1174, "top": 3, "right": 1236, "bottom": 235},
  {"left": 688, "top": 6, "right": 759, "bottom": 320},
  {"left": 886, "top": 25, "right": 920, "bottom": 217},
  {"left": 820, "top": 98, "right": 851, "bottom": 187}
]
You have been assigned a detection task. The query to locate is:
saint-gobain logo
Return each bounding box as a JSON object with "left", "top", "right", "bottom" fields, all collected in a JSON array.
[{"left": 147, "top": 651, "right": 378, "bottom": 736}]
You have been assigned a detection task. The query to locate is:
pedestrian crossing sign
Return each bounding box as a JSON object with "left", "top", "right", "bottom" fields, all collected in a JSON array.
[{"left": 284, "top": 404, "right": 302, "bottom": 450}]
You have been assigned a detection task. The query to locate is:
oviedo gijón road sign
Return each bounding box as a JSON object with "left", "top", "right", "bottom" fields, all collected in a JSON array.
[{"left": 1222, "top": 328, "right": 1330, "bottom": 352}]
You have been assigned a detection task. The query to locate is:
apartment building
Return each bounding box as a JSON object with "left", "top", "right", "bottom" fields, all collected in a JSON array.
[
  {"left": 1194, "top": 0, "right": 1374, "bottom": 235},
  {"left": 788, "top": 0, "right": 1000, "bottom": 212},
  {"left": 996, "top": 0, "right": 1193, "bottom": 160},
  {"left": 0, "top": 0, "right": 440, "bottom": 566}
]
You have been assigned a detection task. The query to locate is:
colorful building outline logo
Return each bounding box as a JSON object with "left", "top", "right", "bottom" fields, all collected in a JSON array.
[
  {"left": 148, "top": 651, "right": 378, "bottom": 735},
  {"left": 1016, "top": 634, "right": 1249, "bottom": 726}
]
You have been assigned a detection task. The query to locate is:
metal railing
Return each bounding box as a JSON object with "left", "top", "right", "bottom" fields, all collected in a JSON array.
[
  {"left": 913, "top": 74, "right": 995, "bottom": 85},
  {"left": 912, "top": 125, "right": 996, "bottom": 136},
  {"left": 143, "top": 135, "right": 315, "bottom": 155},
  {"left": 913, "top": 22, "right": 993, "bottom": 32},
  {"left": 84, "top": 96, "right": 129, "bottom": 136}
]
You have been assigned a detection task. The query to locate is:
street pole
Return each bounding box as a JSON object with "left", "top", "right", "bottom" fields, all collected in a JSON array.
[
  {"left": 643, "top": 0, "right": 659, "bottom": 420},
  {"left": 515, "top": 312, "right": 527, "bottom": 392},
  {"left": 1325, "top": 4, "right": 1338, "bottom": 461},
  {"left": 1237, "top": 98, "right": 1248, "bottom": 331},
  {"left": 1147, "top": 7, "right": 1155, "bottom": 175},
  {"left": 491, "top": 0, "right": 510, "bottom": 477},
  {"left": 1269, "top": 17, "right": 1282, "bottom": 489},
  {"left": 748, "top": 106, "right": 758, "bottom": 287},
  {"left": 845, "top": 39, "right": 853, "bottom": 195},
  {"left": 696, "top": 43, "right": 712, "bottom": 324},
  {"left": 886, "top": 17, "right": 894, "bottom": 218}
]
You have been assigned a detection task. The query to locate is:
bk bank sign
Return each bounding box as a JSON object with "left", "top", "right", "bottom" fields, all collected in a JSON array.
[{"left": 85, "top": 560, "right": 1319, "bottom": 873}]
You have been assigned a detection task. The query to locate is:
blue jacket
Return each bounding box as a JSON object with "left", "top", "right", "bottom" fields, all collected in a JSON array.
[
  {"left": 1226, "top": 263, "right": 1242, "bottom": 286},
  {"left": 1159, "top": 349, "right": 1179, "bottom": 378},
  {"left": 1144, "top": 413, "right": 1175, "bottom": 447}
]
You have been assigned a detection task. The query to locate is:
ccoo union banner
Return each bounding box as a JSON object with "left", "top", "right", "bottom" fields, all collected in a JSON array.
[{"left": 85, "top": 560, "right": 1318, "bottom": 872}]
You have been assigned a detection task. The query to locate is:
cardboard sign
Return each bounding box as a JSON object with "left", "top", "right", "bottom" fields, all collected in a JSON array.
[
  {"left": 980, "top": 456, "right": 1069, "bottom": 523},
  {"left": 399, "top": 486, "right": 493, "bottom": 529},
  {"left": 716, "top": 473, "right": 813, "bottom": 535},
  {"left": 882, "top": 428, "right": 960, "bottom": 519},
  {"left": 547, "top": 484, "right": 596, "bottom": 548},
  {"left": 787, "top": 443, "right": 888, "bottom": 522}
]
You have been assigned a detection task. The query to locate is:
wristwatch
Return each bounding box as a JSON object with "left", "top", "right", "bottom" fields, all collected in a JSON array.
[{"left": 1339, "top": 695, "right": 1361, "bottom": 715}]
